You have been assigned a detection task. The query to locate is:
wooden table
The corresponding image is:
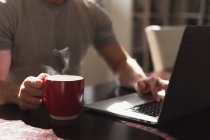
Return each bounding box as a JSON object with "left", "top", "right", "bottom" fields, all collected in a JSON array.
[{"left": 0, "top": 81, "right": 209, "bottom": 140}]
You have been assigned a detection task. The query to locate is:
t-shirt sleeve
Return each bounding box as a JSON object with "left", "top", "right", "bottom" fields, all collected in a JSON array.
[
  {"left": 91, "top": 4, "right": 118, "bottom": 48},
  {"left": 0, "top": 1, "right": 17, "bottom": 50}
]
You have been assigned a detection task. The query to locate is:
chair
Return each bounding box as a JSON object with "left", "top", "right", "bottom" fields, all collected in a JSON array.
[{"left": 145, "top": 25, "right": 185, "bottom": 72}]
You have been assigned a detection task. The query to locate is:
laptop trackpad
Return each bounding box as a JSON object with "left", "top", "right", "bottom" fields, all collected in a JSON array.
[{"left": 85, "top": 93, "right": 154, "bottom": 112}]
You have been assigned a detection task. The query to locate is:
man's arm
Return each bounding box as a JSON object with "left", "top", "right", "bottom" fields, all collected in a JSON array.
[
  {"left": 0, "top": 50, "right": 46, "bottom": 109},
  {"left": 0, "top": 50, "right": 19, "bottom": 104},
  {"left": 96, "top": 43, "right": 146, "bottom": 88},
  {"left": 96, "top": 43, "right": 169, "bottom": 101},
  {"left": 0, "top": 50, "right": 11, "bottom": 80}
]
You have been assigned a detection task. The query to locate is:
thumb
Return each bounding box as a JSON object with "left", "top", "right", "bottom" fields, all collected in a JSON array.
[
  {"left": 37, "top": 73, "right": 49, "bottom": 81},
  {"left": 136, "top": 80, "right": 150, "bottom": 93}
]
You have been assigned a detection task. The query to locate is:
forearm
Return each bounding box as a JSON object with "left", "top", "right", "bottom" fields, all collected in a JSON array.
[
  {"left": 96, "top": 43, "right": 147, "bottom": 89},
  {"left": 0, "top": 80, "right": 19, "bottom": 105},
  {"left": 115, "top": 57, "right": 147, "bottom": 89}
]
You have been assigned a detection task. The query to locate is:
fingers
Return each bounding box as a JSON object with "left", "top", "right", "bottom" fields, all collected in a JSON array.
[
  {"left": 18, "top": 95, "right": 42, "bottom": 110},
  {"left": 150, "top": 77, "right": 161, "bottom": 102},
  {"left": 136, "top": 78, "right": 151, "bottom": 93},
  {"left": 27, "top": 76, "right": 44, "bottom": 89},
  {"left": 18, "top": 75, "right": 46, "bottom": 110},
  {"left": 159, "top": 79, "right": 169, "bottom": 90},
  {"left": 137, "top": 81, "right": 146, "bottom": 92},
  {"left": 136, "top": 76, "right": 169, "bottom": 102},
  {"left": 157, "top": 90, "right": 166, "bottom": 100},
  {"left": 37, "top": 73, "right": 49, "bottom": 81}
]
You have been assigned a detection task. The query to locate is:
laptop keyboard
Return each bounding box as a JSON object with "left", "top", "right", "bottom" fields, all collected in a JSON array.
[{"left": 128, "top": 101, "right": 163, "bottom": 117}]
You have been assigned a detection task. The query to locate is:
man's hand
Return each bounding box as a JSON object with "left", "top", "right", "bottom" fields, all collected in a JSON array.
[
  {"left": 18, "top": 73, "right": 48, "bottom": 110},
  {"left": 136, "top": 76, "right": 169, "bottom": 102}
]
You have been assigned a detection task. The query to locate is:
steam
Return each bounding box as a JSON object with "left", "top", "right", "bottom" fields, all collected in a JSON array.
[
  {"left": 42, "top": 46, "right": 70, "bottom": 75},
  {"left": 41, "top": 65, "right": 59, "bottom": 75}
]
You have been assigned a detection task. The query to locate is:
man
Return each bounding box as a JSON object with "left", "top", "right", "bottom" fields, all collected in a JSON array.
[{"left": 0, "top": 0, "right": 168, "bottom": 110}]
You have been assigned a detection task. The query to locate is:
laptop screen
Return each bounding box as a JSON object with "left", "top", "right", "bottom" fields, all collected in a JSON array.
[{"left": 158, "top": 25, "right": 210, "bottom": 124}]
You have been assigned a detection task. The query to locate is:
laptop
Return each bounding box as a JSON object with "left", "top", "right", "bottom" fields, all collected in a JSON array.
[{"left": 84, "top": 26, "right": 210, "bottom": 125}]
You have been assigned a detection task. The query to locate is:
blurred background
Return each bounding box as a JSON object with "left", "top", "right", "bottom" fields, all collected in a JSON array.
[{"left": 81, "top": 0, "right": 210, "bottom": 85}]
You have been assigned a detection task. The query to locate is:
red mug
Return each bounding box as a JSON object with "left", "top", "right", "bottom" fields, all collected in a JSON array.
[{"left": 44, "top": 75, "right": 84, "bottom": 120}]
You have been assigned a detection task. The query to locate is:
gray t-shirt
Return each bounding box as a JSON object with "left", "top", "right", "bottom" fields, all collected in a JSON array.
[{"left": 0, "top": 0, "right": 118, "bottom": 84}]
